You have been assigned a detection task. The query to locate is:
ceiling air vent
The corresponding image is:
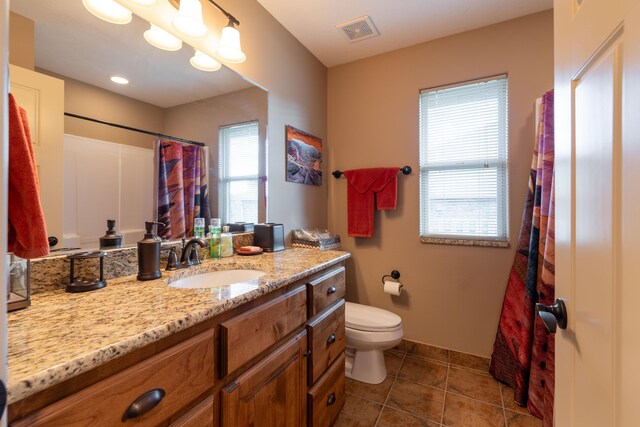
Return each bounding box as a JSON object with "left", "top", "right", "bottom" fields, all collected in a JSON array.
[{"left": 336, "top": 16, "right": 380, "bottom": 43}]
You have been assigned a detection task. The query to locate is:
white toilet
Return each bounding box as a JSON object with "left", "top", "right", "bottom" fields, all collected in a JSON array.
[{"left": 345, "top": 302, "right": 404, "bottom": 384}]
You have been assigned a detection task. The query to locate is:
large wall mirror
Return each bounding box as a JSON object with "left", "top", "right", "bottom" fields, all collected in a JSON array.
[{"left": 9, "top": 0, "right": 268, "bottom": 252}]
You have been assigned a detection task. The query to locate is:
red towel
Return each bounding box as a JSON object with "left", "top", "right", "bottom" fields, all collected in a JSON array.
[
  {"left": 8, "top": 93, "right": 49, "bottom": 259},
  {"left": 343, "top": 168, "right": 400, "bottom": 237}
]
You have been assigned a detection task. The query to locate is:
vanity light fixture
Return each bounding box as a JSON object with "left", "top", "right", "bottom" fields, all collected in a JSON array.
[
  {"left": 207, "top": 0, "right": 246, "bottom": 64},
  {"left": 110, "top": 76, "right": 130, "bottom": 85},
  {"left": 216, "top": 19, "right": 246, "bottom": 63},
  {"left": 190, "top": 49, "right": 221, "bottom": 72},
  {"left": 85, "top": 0, "right": 247, "bottom": 71},
  {"left": 82, "top": 0, "right": 132, "bottom": 25},
  {"left": 144, "top": 24, "right": 183, "bottom": 51},
  {"left": 172, "top": 0, "right": 208, "bottom": 39}
]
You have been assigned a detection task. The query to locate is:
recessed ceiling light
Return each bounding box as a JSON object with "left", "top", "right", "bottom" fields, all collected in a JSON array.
[{"left": 110, "top": 76, "right": 129, "bottom": 85}]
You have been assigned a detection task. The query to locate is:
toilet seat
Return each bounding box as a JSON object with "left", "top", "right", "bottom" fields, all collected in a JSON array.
[{"left": 345, "top": 302, "right": 402, "bottom": 332}]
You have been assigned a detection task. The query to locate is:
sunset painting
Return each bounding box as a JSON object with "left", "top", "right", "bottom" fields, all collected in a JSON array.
[{"left": 286, "top": 125, "right": 322, "bottom": 186}]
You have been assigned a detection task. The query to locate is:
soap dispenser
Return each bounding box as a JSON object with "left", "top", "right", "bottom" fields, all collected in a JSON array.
[
  {"left": 99, "top": 219, "right": 123, "bottom": 249},
  {"left": 137, "top": 221, "right": 162, "bottom": 281}
]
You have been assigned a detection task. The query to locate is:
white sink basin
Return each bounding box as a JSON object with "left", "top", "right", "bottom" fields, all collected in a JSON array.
[{"left": 168, "top": 269, "right": 267, "bottom": 289}]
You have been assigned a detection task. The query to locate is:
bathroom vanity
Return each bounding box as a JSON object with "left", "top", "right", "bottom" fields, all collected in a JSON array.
[{"left": 6, "top": 248, "right": 349, "bottom": 426}]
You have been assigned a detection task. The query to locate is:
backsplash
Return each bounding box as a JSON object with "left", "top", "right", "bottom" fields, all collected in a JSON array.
[{"left": 30, "top": 233, "right": 254, "bottom": 294}]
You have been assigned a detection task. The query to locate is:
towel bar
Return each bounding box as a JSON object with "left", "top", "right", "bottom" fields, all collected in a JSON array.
[{"left": 332, "top": 166, "right": 412, "bottom": 179}]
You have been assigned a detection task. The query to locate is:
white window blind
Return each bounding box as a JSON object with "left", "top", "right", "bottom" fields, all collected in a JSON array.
[
  {"left": 419, "top": 76, "right": 509, "bottom": 243},
  {"left": 219, "top": 121, "right": 259, "bottom": 224}
]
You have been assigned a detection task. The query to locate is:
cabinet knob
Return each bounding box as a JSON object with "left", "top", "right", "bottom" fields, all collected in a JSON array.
[
  {"left": 304, "top": 350, "right": 312, "bottom": 358},
  {"left": 327, "top": 334, "right": 336, "bottom": 345},
  {"left": 121, "top": 388, "right": 165, "bottom": 422},
  {"left": 327, "top": 392, "right": 336, "bottom": 406},
  {"left": 327, "top": 286, "right": 337, "bottom": 295}
]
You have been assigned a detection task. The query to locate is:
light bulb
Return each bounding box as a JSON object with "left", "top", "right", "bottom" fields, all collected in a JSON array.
[
  {"left": 190, "top": 50, "right": 221, "bottom": 72},
  {"left": 82, "top": 0, "right": 132, "bottom": 25},
  {"left": 216, "top": 22, "right": 246, "bottom": 63},
  {"left": 172, "top": 0, "right": 208, "bottom": 38},
  {"left": 144, "top": 24, "right": 183, "bottom": 51}
]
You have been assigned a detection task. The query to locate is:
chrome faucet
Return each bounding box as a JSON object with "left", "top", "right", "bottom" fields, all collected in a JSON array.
[{"left": 180, "top": 237, "right": 207, "bottom": 266}]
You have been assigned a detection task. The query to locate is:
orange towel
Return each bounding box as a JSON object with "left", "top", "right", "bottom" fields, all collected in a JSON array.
[
  {"left": 8, "top": 93, "right": 49, "bottom": 259},
  {"left": 343, "top": 168, "right": 400, "bottom": 237}
]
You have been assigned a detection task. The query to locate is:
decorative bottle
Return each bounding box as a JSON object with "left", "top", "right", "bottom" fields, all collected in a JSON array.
[
  {"left": 209, "top": 218, "right": 221, "bottom": 259},
  {"left": 221, "top": 226, "right": 233, "bottom": 257}
]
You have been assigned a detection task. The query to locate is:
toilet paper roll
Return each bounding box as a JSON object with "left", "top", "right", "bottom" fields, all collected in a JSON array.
[{"left": 383, "top": 280, "right": 402, "bottom": 296}]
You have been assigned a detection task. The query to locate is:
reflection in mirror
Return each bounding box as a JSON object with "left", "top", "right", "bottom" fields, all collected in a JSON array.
[{"left": 9, "top": 0, "right": 268, "bottom": 253}]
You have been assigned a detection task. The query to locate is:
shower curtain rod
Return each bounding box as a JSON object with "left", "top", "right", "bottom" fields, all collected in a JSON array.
[{"left": 64, "top": 112, "right": 206, "bottom": 147}]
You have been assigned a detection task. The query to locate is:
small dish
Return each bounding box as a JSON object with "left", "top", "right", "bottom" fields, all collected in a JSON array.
[{"left": 236, "top": 246, "right": 263, "bottom": 256}]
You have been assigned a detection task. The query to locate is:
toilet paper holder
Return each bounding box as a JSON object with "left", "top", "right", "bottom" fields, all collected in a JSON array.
[{"left": 381, "top": 270, "right": 402, "bottom": 287}]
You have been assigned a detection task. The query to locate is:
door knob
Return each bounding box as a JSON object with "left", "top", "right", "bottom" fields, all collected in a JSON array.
[{"left": 536, "top": 298, "right": 567, "bottom": 333}]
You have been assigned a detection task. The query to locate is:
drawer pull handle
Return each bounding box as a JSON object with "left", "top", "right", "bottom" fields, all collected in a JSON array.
[
  {"left": 327, "top": 334, "right": 337, "bottom": 345},
  {"left": 327, "top": 286, "right": 337, "bottom": 295},
  {"left": 122, "top": 388, "right": 166, "bottom": 422},
  {"left": 327, "top": 392, "right": 337, "bottom": 406}
]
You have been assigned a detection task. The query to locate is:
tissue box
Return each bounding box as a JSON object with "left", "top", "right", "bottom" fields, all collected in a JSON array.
[
  {"left": 254, "top": 223, "right": 285, "bottom": 252},
  {"left": 291, "top": 229, "right": 341, "bottom": 250}
]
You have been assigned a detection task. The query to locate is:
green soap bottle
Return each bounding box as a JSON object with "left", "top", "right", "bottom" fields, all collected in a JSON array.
[{"left": 209, "top": 218, "right": 221, "bottom": 259}]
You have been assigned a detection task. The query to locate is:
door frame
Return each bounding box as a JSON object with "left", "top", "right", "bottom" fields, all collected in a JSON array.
[{"left": 1, "top": 0, "right": 10, "bottom": 425}]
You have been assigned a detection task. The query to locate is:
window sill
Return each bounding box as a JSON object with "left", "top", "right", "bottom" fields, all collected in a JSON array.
[{"left": 420, "top": 236, "right": 510, "bottom": 248}]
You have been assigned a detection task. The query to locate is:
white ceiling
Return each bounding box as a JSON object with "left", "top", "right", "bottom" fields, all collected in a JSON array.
[
  {"left": 10, "top": 0, "right": 255, "bottom": 108},
  {"left": 257, "top": 0, "right": 553, "bottom": 67}
]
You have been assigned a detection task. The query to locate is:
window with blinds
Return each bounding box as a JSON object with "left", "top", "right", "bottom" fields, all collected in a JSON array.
[
  {"left": 419, "top": 76, "right": 509, "bottom": 244},
  {"left": 219, "top": 121, "right": 260, "bottom": 224}
]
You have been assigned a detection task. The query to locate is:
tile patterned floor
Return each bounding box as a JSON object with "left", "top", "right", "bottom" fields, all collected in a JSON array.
[{"left": 334, "top": 340, "right": 543, "bottom": 427}]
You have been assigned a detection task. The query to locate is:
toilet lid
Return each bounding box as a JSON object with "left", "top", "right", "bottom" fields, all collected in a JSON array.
[{"left": 345, "top": 302, "right": 402, "bottom": 332}]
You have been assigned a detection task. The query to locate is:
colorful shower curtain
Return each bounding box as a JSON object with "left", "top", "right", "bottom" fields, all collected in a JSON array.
[
  {"left": 156, "top": 139, "right": 211, "bottom": 239},
  {"left": 490, "top": 90, "right": 555, "bottom": 426}
]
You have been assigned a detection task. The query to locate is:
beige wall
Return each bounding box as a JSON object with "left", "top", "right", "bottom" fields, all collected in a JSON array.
[
  {"left": 11, "top": 13, "right": 164, "bottom": 149},
  {"left": 43, "top": 71, "right": 165, "bottom": 149},
  {"left": 219, "top": 0, "right": 328, "bottom": 232},
  {"left": 164, "top": 86, "right": 268, "bottom": 220},
  {"left": 327, "top": 10, "right": 554, "bottom": 356},
  {"left": 9, "top": 11, "right": 33, "bottom": 69}
]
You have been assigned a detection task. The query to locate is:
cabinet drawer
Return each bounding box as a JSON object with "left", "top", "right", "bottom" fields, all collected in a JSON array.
[
  {"left": 307, "top": 266, "right": 345, "bottom": 317},
  {"left": 307, "top": 353, "right": 345, "bottom": 427},
  {"left": 170, "top": 395, "right": 214, "bottom": 427},
  {"left": 220, "top": 285, "right": 307, "bottom": 377},
  {"left": 13, "top": 331, "right": 215, "bottom": 426},
  {"left": 307, "top": 300, "right": 345, "bottom": 385}
]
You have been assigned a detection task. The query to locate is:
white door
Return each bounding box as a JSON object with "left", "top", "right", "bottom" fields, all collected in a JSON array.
[
  {"left": 8, "top": 65, "right": 64, "bottom": 247},
  {"left": 1, "top": 3, "right": 9, "bottom": 426},
  {"left": 554, "top": 0, "right": 640, "bottom": 425}
]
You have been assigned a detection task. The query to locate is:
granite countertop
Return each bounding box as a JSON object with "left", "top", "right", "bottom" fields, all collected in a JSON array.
[{"left": 7, "top": 248, "right": 350, "bottom": 405}]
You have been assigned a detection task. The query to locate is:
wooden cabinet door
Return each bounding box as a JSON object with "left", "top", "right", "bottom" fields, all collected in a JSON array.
[{"left": 221, "top": 330, "right": 307, "bottom": 427}]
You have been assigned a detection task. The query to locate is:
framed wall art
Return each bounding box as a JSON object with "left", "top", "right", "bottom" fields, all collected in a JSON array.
[{"left": 285, "top": 125, "right": 322, "bottom": 186}]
